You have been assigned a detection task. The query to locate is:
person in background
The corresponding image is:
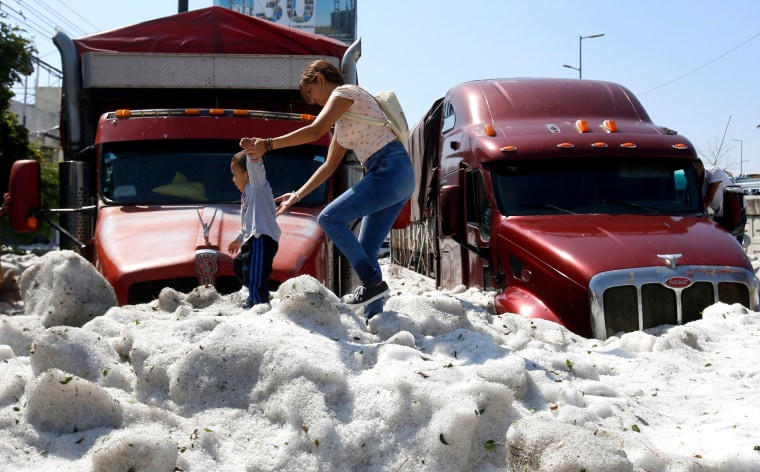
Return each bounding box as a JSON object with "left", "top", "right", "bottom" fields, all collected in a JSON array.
[
  {"left": 694, "top": 158, "right": 746, "bottom": 244},
  {"left": 227, "top": 151, "right": 281, "bottom": 309},
  {"left": 239, "top": 59, "right": 415, "bottom": 323}
]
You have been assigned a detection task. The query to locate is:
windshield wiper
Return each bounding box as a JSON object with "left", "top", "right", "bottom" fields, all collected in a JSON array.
[
  {"left": 517, "top": 203, "right": 577, "bottom": 215},
  {"left": 606, "top": 200, "right": 660, "bottom": 214}
]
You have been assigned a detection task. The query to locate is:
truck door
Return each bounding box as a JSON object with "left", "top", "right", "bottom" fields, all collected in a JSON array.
[{"left": 464, "top": 169, "right": 493, "bottom": 290}]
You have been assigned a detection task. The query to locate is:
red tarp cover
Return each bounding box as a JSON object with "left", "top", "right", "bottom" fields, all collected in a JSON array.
[{"left": 72, "top": 6, "right": 348, "bottom": 59}]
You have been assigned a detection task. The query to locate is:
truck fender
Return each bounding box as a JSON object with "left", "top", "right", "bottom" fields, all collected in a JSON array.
[
  {"left": 392, "top": 199, "right": 412, "bottom": 229},
  {"left": 8, "top": 160, "right": 41, "bottom": 232},
  {"left": 494, "top": 285, "right": 566, "bottom": 328}
]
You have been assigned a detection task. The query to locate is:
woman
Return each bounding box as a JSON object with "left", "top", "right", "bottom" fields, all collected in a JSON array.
[{"left": 240, "top": 60, "right": 415, "bottom": 319}]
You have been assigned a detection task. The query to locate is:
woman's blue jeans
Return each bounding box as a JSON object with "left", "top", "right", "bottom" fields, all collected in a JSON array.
[{"left": 318, "top": 140, "right": 415, "bottom": 294}]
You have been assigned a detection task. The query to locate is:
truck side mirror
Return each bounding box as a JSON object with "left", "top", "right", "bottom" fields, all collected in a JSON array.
[
  {"left": 9, "top": 159, "right": 41, "bottom": 232},
  {"left": 723, "top": 186, "right": 745, "bottom": 230},
  {"left": 439, "top": 184, "right": 461, "bottom": 237}
]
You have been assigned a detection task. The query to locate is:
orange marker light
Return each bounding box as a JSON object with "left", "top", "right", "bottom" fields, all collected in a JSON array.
[
  {"left": 557, "top": 143, "right": 575, "bottom": 149},
  {"left": 27, "top": 216, "right": 39, "bottom": 230},
  {"left": 233, "top": 109, "right": 249, "bottom": 116},
  {"left": 184, "top": 109, "right": 200, "bottom": 115},
  {"left": 500, "top": 145, "right": 518, "bottom": 153},
  {"left": 484, "top": 124, "right": 496, "bottom": 137},
  {"left": 603, "top": 120, "right": 618, "bottom": 132},
  {"left": 672, "top": 143, "right": 689, "bottom": 150},
  {"left": 209, "top": 109, "right": 225, "bottom": 116},
  {"left": 591, "top": 142, "right": 609, "bottom": 148},
  {"left": 620, "top": 142, "right": 637, "bottom": 149},
  {"left": 576, "top": 120, "right": 590, "bottom": 133},
  {"left": 114, "top": 109, "right": 131, "bottom": 118}
]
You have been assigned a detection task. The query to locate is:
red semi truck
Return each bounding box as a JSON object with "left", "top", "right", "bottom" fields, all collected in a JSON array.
[
  {"left": 392, "top": 78, "right": 757, "bottom": 340},
  {"left": 10, "top": 7, "right": 364, "bottom": 304}
]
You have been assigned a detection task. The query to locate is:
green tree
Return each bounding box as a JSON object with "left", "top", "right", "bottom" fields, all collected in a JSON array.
[
  {"left": 0, "top": 13, "right": 51, "bottom": 247},
  {"left": 0, "top": 12, "right": 38, "bottom": 195}
]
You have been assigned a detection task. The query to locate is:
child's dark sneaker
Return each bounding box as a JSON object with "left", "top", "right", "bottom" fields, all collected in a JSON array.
[{"left": 341, "top": 281, "right": 389, "bottom": 307}]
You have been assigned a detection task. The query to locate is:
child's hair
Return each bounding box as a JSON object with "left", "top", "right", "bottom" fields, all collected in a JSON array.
[{"left": 232, "top": 150, "right": 247, "bottom": 171}]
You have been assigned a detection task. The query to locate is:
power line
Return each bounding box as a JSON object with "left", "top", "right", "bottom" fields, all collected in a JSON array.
[
  {"left": 29, "top": 0, "right": 89, "bottom": 36},
  {"left": 1, "top": 0, "right": 91, "bottom": 41},
  {"left": 638, "top": 31, "right": 760, "bottom": 96},
  {"left": 12, "top": 0, "right": 85, "bottom": 36},
  {"left": 50, "top": 0, "right": 100, "bottom": 34},
  {"left": 1, "top": 3, "right": 58, "bottom": 40}
]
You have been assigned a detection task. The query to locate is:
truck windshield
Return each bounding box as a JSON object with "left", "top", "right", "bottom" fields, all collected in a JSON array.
[
  {"left": 101, "top": 140, "right": 329, "bottom": 206},
  {"left": 489, "top": 158, "right": 702, "bottom": 216}
]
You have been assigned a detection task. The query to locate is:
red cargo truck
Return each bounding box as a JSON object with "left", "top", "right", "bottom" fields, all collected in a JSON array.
[{"left": 10, "top": 7, "right": 363, "bottom": 304}]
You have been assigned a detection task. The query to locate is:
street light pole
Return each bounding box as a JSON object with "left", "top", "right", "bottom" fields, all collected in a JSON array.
[
  {"left": 563, "top": 33, "right": 605, "bottom": 79},
  {"left": 562, "top": 64, "right": 580, "bottom": 76},
  {"left": 732, "top": 138, "right": 744, "bottom": 176}
]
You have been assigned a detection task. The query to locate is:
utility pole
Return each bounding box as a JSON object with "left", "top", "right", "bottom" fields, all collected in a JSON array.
[
  {"left": 732, "top": 138, "right": 744, "bottom": 176},
  {"left": 563, "top": 33, "right": 605, "bottom": 79}
]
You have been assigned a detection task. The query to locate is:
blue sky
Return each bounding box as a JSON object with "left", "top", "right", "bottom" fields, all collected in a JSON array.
[{"left": 6, "top": 0, "right": 760, "bottom": 175}]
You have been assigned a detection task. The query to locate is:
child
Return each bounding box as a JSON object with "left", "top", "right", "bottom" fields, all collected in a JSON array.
[{"left": 228, "top": 150, "right": 281, "bottom": 309}]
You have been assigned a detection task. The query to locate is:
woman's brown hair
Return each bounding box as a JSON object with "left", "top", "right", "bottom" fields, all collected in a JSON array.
[{"left": 299, "top": 59, "right": 345, "bottom": 103}]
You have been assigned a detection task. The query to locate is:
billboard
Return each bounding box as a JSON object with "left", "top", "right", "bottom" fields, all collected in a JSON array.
[{"left": 214, "top": 0, "right": 357, "bottom": 45}]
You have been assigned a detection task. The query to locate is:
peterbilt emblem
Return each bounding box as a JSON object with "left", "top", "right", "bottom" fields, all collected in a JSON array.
[
  {"left": 657, "top": 253, "right": 683, "bottom": 270},
  {"left": 665, "top": 277, "right": 691, "bottom": 288},
  {"left": 196, "top": 249, "right": 218, "bottom": 287}
]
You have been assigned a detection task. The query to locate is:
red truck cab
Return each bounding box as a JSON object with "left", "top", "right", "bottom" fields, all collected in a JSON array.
[
  {"left": 396, "top": 78, "right": 757, "bottom": 339},
  {"left": 90, "top": 109, "right": 334, "bottom": 304}
]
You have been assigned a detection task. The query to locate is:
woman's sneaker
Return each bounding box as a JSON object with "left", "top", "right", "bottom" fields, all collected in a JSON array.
[{"left": 341, "top": 281, "right": 389, "bottom": 307}]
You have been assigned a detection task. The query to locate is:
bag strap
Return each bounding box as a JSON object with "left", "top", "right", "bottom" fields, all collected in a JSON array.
[
  {"left": 342, "top": 86, "right": 392, "bottom": 128},
  {"left": 343, "top": 111, "right": 391, "bottom": 128}
]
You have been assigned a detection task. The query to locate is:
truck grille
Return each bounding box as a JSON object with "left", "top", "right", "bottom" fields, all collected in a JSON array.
[
  {"left": 127, "top": 276, "right": 243, "bottom": 305},
  {"left": 590, "top": 266, "right": 757, "bottom": 340}
]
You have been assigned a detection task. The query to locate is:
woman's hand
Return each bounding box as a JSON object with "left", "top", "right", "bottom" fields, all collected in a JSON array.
[
  {"left": 239, "top": 137, "right": 267, "bottom": 158},
  {"left": 274, "top": 192, "right": 300, "bottom": 216}
]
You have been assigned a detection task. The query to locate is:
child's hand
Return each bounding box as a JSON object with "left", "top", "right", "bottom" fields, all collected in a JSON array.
[
  {"left": 239, "top": 137, "right": 268, "bottom": 158},
  {"left": 228, "top": 240, "right": 241, "bottom": 254},
  {"left": 239, "top": 137, "right": 256, "bottom": 149}
]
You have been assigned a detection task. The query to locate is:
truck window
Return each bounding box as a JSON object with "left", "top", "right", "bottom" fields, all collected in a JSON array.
[
  {"left": 441, "top": 101, "right": 456, "bottom": 133},
  {"left": 489, "top": 158, "right": 701, "bottom": 216},
  {"left": 101, "top": 140, "right": 329, "bottom": 206}
]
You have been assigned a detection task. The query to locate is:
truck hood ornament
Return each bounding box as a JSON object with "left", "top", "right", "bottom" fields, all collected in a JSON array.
[
  {"left": 657, "top": 253, "right": 683, "bottom": 270},
  {"left": 196, "top": 207, "right": 218, "bottom": 245}
]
